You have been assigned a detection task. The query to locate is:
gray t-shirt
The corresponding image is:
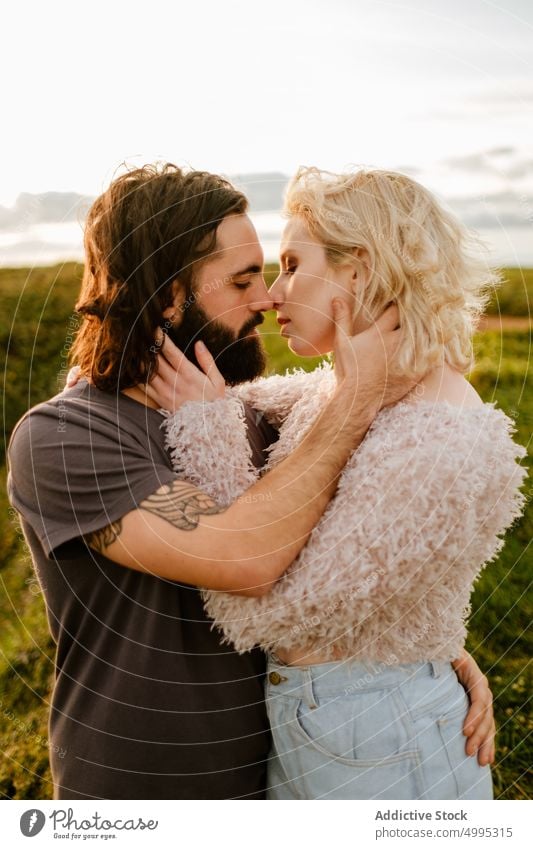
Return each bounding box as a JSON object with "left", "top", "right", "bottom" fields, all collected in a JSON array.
[{"left": 7, "top": 378, "right": 277, "bottom": 800}]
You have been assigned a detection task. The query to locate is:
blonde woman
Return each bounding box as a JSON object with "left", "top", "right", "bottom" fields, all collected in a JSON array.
[{"left": 92, "top": 169, "right": 527, "bottom": 799}]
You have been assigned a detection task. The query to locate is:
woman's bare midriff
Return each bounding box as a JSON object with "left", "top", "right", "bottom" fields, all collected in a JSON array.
[{"left": 274, "top": 645, "right": 350, "bottom": 666}]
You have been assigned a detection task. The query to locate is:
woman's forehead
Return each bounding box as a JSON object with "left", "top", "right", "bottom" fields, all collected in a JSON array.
[{"left": 280, "top": 216, "right": 321, "bottom": 255}]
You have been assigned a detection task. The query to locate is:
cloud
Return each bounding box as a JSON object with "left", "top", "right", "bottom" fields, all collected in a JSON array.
[
  {"left": 0, "top": 175, "right": 289, "bottom": 234},
  {"left": 444, "top": 148, "right": 519, "bottom": 171},
  {"left": 447, "top": 190, "right": 533, "bottom": 228},
  {"left": 1, "top": 164, "right": 531, "bottom": 268},
  {"left": 440, "top": 146, "right": 533, "bottom": 185},
  {"left": 231, "top": 173, "right": 288, "bottom": 213},
  {"left": 470, "top": 88, "right": 533, "bottom": 106},
  {"left": 0, "top": 192, "right": 92, "bottom": 230}
]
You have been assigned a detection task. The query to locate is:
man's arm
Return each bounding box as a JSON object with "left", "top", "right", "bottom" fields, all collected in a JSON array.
[
  {"left": 86, "top": 302, "right": 413, "bottom": 596},
  {"left": 86, "top": 376, "right": 376, "bottom": 596},
  {"left": 452, "top": 650, "right": 496, "bottom": 766}
]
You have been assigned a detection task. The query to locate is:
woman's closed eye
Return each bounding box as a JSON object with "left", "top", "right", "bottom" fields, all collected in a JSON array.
[{"left": 284, "top": 264, "right": 297, "bottom": 275}]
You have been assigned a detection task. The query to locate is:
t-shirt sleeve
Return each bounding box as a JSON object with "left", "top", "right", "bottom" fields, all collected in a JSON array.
[{"left": 7, "top": 401, "right": 177, "bottom": 559}]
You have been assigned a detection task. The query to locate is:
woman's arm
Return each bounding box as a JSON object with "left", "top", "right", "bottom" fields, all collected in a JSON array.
[
  {"left": 147, "top": 336, "right": 265, "bottom": 503},
  {"left": 231, "top": 361, "right": 333, "bottom": 426},
  {"left": 147, "top": 337, "right": 333, "bottom": 499},
  {"left": 162, "top": 395, "right": 259, "bottom": 505}
]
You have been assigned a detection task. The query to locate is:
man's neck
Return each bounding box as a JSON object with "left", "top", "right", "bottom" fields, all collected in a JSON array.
[{"left": 122, "top": 385, "right": 160, "bottom": 410}]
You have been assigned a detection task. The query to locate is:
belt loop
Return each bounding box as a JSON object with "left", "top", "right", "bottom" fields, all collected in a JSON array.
[
  {"left": 430, "top": 661, "right": 441, "bottom": 679},
  {"left": 303, "top": 668, "right": 318, "bottom": 709}
]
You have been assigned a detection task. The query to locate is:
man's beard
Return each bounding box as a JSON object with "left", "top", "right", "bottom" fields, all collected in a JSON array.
[{"left": 166, "top": 301, "right": 267, "bottom": 385}]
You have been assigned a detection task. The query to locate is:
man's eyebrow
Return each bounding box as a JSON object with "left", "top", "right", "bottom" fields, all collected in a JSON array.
[{"left": 229, "top": 264, "right": 262, "bottom": 279}]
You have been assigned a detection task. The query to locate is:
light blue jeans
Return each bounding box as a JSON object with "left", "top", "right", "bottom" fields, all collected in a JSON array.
[{"left": 265, "top": 657, "right": 493, "bottom": 800}]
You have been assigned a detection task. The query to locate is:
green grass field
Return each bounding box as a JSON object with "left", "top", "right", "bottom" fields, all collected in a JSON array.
[{"left": 0, "top": 264, "right": 531, "bottom": 799}]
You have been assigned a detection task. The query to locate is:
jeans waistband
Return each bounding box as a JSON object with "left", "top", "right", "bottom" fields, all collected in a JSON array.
[{"left": 266, "top": 657, "right": 454, "bottom": 701}]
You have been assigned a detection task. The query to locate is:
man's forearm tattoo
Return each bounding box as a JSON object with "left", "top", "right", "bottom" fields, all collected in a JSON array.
[
  {"left": 85, "top": 481, "right": 224, "bottom": 554},
  {"left": 86, "top": 520, "right": 123, "bottom": 553},
  {"left": 139, "top": 480, "right": 224, "bottom": 530}
]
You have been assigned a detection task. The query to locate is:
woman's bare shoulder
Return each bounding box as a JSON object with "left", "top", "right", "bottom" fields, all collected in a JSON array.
[{"left": 407, "top": 365, "right": 483, "bottom": 409}]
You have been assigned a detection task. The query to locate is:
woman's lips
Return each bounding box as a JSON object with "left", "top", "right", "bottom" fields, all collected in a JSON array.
[{"left": 277, "top": 317, "right": 290, "bottom": 335}]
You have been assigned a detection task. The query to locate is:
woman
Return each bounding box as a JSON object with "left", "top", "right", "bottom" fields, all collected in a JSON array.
[
  {"left": 148, "top": 168, "right": 526, "bottom": 799},
  {"left": 73, "top": 168, "right": 525, "bottom": 798}
]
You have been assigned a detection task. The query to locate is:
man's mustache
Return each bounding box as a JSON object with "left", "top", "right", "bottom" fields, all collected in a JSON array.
[{"left": 238, "top": 313, "right": 264, "bottom": 338}]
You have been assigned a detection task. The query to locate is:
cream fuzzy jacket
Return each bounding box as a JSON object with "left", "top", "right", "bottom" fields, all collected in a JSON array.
[{"left": 162, "top": 364, "right": 527, "bottom": 662}]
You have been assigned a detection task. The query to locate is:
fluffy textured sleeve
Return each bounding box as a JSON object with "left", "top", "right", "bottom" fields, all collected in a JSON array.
[
  {"left": 159, "top": 363, "right": 334, "bottom": 505},
  {"left": 232, "top": 360, "right": 333, "bottom": 426},
  {"left": 160, "top": 396, "right": 259, "bottom": 506},
  {"left": 201, "top": 401, "right": 528, "bottom": 657}
]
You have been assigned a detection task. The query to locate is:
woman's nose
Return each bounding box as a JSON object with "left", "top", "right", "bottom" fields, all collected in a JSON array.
[{"left": 268, "top": 273, "right": 285, "bottom": 306}]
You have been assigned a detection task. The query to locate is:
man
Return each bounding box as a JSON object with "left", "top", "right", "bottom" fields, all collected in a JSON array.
[{"left": 7, "top": 163, "right": 493, "bottom": 800}]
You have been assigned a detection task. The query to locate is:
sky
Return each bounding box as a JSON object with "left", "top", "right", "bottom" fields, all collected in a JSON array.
[
  {"left": 1, "top": 0, "right": 532, "bottom": 265},
  {"left": 1, "top": 0, "right": 532, "bottom": 202}
]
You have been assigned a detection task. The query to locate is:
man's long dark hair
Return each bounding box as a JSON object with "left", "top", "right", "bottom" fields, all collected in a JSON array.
[{"left": 71, "top": 163, "right": 248, "bottom": 392}]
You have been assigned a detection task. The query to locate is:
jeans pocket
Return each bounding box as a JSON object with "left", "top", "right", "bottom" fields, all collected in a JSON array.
[
  {"left": 295, "top": 689, "right": 416, "bottom": 763},
  {"left": 295, "top": 697, "right": 362, "bottom": 764},
  {"left": 272, "top": 695, "right": 425, "bottom": 799},
  {"left": 268, "top": 696, "right": 422, "bottom": 799}
]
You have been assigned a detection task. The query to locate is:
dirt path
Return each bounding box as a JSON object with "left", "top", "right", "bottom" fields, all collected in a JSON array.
[{"left": 478, "top": 316, "right": 531, "bottom": 332}]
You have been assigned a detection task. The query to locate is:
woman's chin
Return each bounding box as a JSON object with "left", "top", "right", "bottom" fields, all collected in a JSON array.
[{"left": 288, "top": 338, "right": 325, "bottom": 358}]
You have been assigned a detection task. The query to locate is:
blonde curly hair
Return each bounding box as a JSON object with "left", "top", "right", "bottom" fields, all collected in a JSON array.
[{"left": 284, "top": 167, "right": 499, "bottom": 376}]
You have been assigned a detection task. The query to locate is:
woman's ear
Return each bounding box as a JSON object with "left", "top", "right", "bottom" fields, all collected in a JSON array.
[{"left": 351, "top": 247, "right": 372, "bottom": 292}]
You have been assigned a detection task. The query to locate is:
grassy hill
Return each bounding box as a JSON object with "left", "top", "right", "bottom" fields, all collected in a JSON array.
[{"left": 0, "top": 264, "right": 531, "bottom": 799}]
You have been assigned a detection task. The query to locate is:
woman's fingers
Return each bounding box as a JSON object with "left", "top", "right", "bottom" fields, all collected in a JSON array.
[
  {"left": 195, "top": 341, "right": 225, "bottom": 393},
  {"left": 139, "top": 381, "right": 158, "bottom": 404},
  {"left": 146, "top": 329, "right": 224, "bottom": 406},
  {"left": 142, "top": 374, "right": 181, "bottom": 410},
  {"left": 478, "top": 730, "right": 496, "bottom": 766},
  {"left": 466, "top": 714, "right": 496, "bottom": 765},
  {"left": 159, "top": 332, "right": 195, "bottom": 376},
  {"left": 155, "top": 352, "right": 180, "bottom": 384}
]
